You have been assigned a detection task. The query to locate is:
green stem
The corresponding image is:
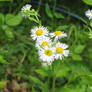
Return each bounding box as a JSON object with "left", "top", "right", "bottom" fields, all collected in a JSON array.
[
  {"left": 35, "top": 15, "right": 42, "bottom": 26},
  {"left": 20, "top": 51, "right": 27, "bottom": 64},
  {"left": 52, "top": 76, "right": 56, "bottom": 92},
  {"left": 47, "top": 77, "right": 50, "bottom": 92},
  {"left": 53, "top": 0, "right": 56, "bottom": 13},
  {"left": 67, "top": 25, "right": 78, "bottom": 48},
  {"left": 88, "top": 27, "right": 92, "bottom": 32},
  {"left": 28, "top": 16, "right": 38, "bottom": 24}
]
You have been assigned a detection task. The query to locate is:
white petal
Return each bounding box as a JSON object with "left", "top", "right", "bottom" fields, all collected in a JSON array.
[{"left": 63, "top": 50, "right": 69, "bottom": 57}]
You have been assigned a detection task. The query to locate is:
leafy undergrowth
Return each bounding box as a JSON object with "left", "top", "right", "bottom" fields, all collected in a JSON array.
[{"left": 0, "top": 0, "right": 92, "bottom": 92}]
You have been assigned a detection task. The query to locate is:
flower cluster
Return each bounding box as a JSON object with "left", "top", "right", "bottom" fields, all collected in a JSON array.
[
  {"left": 21, "top": 4, "right": 40, "bottom": 24},
  {"left": 21, "top": 4, "right": 32, "bottom": 18},
  {"left": 30, "top": 26, "right": 69, "bottom": 66},
  {"left": 21, "top": 4, "right": 69, "bottom": 66}
]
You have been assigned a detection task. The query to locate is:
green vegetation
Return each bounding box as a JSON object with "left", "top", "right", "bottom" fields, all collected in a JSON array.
[{"left": 0, "top": 0, "right": 92, "bottom": 92}]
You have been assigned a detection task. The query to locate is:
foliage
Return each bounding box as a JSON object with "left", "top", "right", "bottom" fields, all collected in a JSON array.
[
  {"left": 82, "top": 0, "right": 92, "bottom": 5},
  {"left": 0, "top": 0, "right": 92, "bottom": 92}
]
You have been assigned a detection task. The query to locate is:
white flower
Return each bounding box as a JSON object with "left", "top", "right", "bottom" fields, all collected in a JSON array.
[
  {"left": 85, "top": 9, "right": 92, "bottom": 19},
  {"left": 30, "top": 26, "right": 49, "bottom": 40},
  {"left": 21, "top": 4, "right": 32, "bottom": 17},
  {"left": 35, "top": 36, "right": 52, "bottom": 49},
  {"left": 55, "top": 42, "right": 69, "bottom": 60},
  {"left": 38, "top": 47, "right": 55, "bottom": 65},
  {"left": 50, "top": 30, "right": 67, "bottom": 42}
]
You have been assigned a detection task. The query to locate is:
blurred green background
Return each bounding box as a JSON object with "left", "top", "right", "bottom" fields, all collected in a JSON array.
[{"left": 0, "top": 0, "right": 92, "bottom": 92}]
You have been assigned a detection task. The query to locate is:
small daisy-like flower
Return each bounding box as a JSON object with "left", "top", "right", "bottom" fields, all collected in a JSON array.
[
  {"left": 85, "top": 9, "right": 92, "bottom": 19},
  {"left": 55, "top": 42, "right": 69, "bottom": 60},
  {"left": 36, "top": 36, "right": 52, "bottom": 49},
  {"left": 30, "top": 26, "right": 49, "bottom": 40},
  {"left": 38, "top": 47, "right": 55, "bottom": 65},
  {"left": 21, "top": 4, "right": 32, "bottom": 17},
  {"left": 50, "top": 30, "right": 67, "bottom": 41}
]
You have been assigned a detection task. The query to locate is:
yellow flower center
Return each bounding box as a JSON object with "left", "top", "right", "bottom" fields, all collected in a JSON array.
[
  {"left": 91, "top": 10, "right": 92, "bottom": 14},
  {"left": 44, "top": 49, "right": 53, "bottom": 56},
  {"left": 56, "top": 47, "right": 64, "bottom": 53},
  {"left": 55, "top": 31, "right": 62, "bottom": 36},
  {"left": 42, "top": 41, "right": 49, "bottom": 46},
  {"left": 36, "top": 29, "right": 43, "bottom": 36}
]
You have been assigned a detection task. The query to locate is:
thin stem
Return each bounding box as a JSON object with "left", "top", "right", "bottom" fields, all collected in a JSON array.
[
  {"left": 51, "top": 63, "right": 56, "bottom": 92},
  {"left": 67, "top": 25, "right": 78, "bottom": 48},
  {"left": 88, "top": 27, "right": 92, "bottom": 32},
  {"left": 35, "top": 15, "right": 42, "bottom": 26},
  {"left": 35, "top": 15, "right": 39, "bottom": 22},
  {"left": 52, "top": 76, "right": 56, "bottom": 92},
  {"left": 20, "top": 51, "right": 27, "bottom": 64},
  {"left": 53, "top": 0, "right": 56, "bottom": 13},
  {"left": 28, "top": 16, "right": 38, "bottom": 24},
  {"left": 47, "top": 77, "right": 50, "bottom": 92}
]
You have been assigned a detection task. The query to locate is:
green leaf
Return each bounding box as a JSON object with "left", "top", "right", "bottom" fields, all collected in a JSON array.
[
  {"left": 5, "top": 13, "right": 22, "bottom": 26},
  {"left": 57, "top": 86, "right": 85, "bottom": 92},
  {"left": 2, "top": 25, "right": 14, "bottom": 39},
  {"left": 74, "top": 45, "right": 86, "bottom": 54},
  {"left": 54, "top": 61, "right": 69, "bottom": 78},
  {"left": 72, "top": 54, "right": 82, "bottom": 61},
  {"left": 87, "top": 86, "right": 92, "bottom": 92},
  {"left": 0, "top": 13, "right": 4, "bottom": 26},
  {"left": 0, "top": 55, "right": 9, "bottom": 64},
  {"left": 56, "top": 25, "right": 68, "bottom": 30},
  {"left": 42, "top": 81, "right": 49, "bottom": 92},
  {"left": 45, "top": 3, "right": 53, "bottom": 18},
  {"left": 29, "top": 76, "right": 43, "bottom": 86},
  {"left": 54, "top": 12, "right": 64, "bottom": 19},
  {"left": 82, "top": 0, "right": 92, "bottom": 5},
  {"left": 32, "top": 86, "right": 37, "bottom": 92},
  {"left": 55, "top": 66, "right": 68, "bottom": 78},
  {"left": 0, "top": 81, "right": 6, "bottom": 88},
  {"left": 35, "top": 69, "right": 48, "bottom": 77},
  {"left": 82, "top": 75, "right": 92, "bottom": 85}
]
